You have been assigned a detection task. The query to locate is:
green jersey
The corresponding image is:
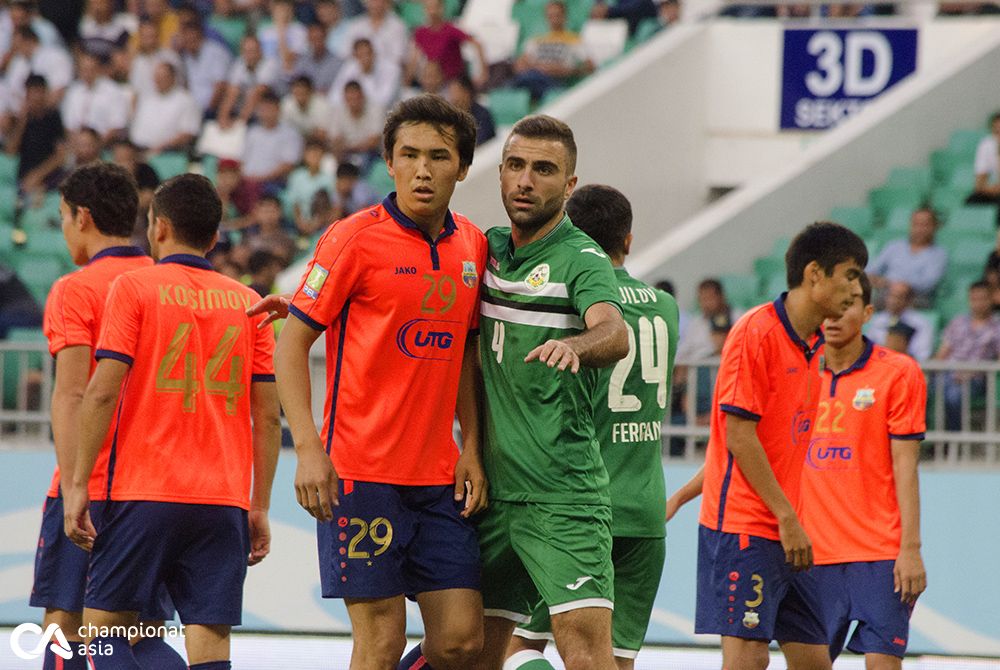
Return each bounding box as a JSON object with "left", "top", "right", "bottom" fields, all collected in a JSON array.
[
  {"left": 599, "top": 268, "right": 678, "bottom": 537},
  {"left": 479, "top": 216, "right": 622, "bottom": 505}
]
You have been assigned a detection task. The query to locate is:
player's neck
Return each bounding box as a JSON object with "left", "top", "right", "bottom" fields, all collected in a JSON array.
[
  {"left": 783, "top": 288, "right": 825, "bottom": 341},
  {"left": 824, "top": 336, "right": 865, "bottom": 373},
  {"left": 511, "top": 210, "right": 563, "bottom": 249},
  {"left": 396, "top": 199, "right": 447, "bottom": 240},
  {"left": 155, "top": 240, "right": 207, "bottom": 260},
  {"left": 86, "top": 235, "right": 136, "bottom": 261}
]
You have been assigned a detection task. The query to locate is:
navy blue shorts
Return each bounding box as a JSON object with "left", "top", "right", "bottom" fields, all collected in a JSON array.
[
  {"left": 695, "top": 526, "right": 827, "bottom": 644},
  {"left": 318, "top": 480, "right": 481, "bottom": 599},
  {"left": 798, "top": 561, "right": 912, "bottom": 658},
  {"left": 30, "top": 497, "right": 174, "bottom": 620},
  {"left": 85, "top": 501, "right": 249, "bottom": 626}
]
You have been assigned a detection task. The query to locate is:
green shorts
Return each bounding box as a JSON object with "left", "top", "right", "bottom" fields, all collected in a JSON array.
[
  {"left": 513, "top": 535, "right": 665, "bottom": 657},
  {"left": 477, "top": 500, "right": 614, "bottom": 622}
]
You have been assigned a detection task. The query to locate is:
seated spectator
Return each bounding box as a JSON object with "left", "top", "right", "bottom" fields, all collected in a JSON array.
[
  {"left": 332, "top": 161, "right": 379, "bottom": 216},
  {"left": 241, "top": 193, "right": 297, "bottom": 264},
  {"left": 939, "top": 2, "right": 1000, "bottom": 14},
  {"left": 966, "top": 111, "right": 1000, "bottom": 225},
  {"left": 218, "top": 33, "right": 282, "bottom": 129},
  {"left": 865, "top": 281, "right": 935, "bottom": 361},
  {"left": 130, "top": 61, "right": 201, "bottom": 154},
  {"left": 0, "top": 0, "right": 63, "bottom": 58},
  {"left": 177, "top": 17, "right": 233, "bottom": 115},
  {"left": 719, "top": 5, "right": 777, "bottom": 17},
  {"left": 4, "top": 25, "right": 72, "bottom": 107},
  {"left": 215, "top": 157, "right": 249, "bottom": 218},
  {"left": 402, "top": 59, "right": 445, "bottom": 99},
  {"left": 109, "top": 138, "right": 159, "bottom": 247},
  {"left": 338, "top": 0, "right": 408, "bottom": 65},
  {"left": 6, "top": 74, "right": 65, "bottom": 196},
  {"left": 446, "top": 74, "right": 496, "bottom": 146},
  {"left": 287, "top": 139, "right": 334, "bottom": 234},
  {"left": 935, "top": 281, "right": 1000, "bottom": 430},
  {"left": 658, "top": 0, "right": 681, "bottom": 26},
  {"left": 129, "top": 17, "right": 182, "bottom": 99},
  {"left": 316, "top": 0, "right": 351, "bottom": 57},
  {"left": 281, "top": 74, "right": 331, "bottom": 140},
  {"left": 591, "top": 0, "right": 659, "bottom": 35},
  {"left": 776, "top": 4, "right": 814, "bottom": 16},
  {"left": 328, "top": 36, "right": 400, "bottom": 110},
  {"left": 326, "top": 79, "right": 383, "bottom": 171},
  {"left": 247, "top": 249, "right": 285, "bottom": 297},
  {"left": 675, "top": 278, "right": 740, "bottom": 362},
  {"left": 241, "top": 88, "right": 303, "bottom": 195},
  {"left": 257, "top": 0, "right": 307, "bottom": 65},
  {"left": 867, "top": 207, "right": 948, "bottom": 307},
  {"left": 512, "top": 1, "right": 594, "bottom": 102},
  {"left": 61, "top": 50, "right": 130, "bottom": 142},
  {"left": 65, "top": 126, "right": 103, "bottom": 171},
  {"left": 138, "top": 0, "right": 180, "bottom": 49},
  {"left": 0, "top": 262, "right": 43, "bottom": 339},
  {"left": 79, "top": 0, "right": 134, "bottom": 60},
  {"left": 884, "top": 321, "right": 917, "bottom": 356},
  {"left": 290, "top": 22, "right": 343, "bottom": 95},
  {"left": 405, "top": 0, "right": 487, "bottom": 87}
]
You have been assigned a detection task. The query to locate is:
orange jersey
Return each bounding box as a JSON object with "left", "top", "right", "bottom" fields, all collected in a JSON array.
[
  {"left": 95, "top": 255, "right": 275, "bottom": 509},
  {"left": 42, "top": 247, "right": 152, "bottom": 499},
  {"left": 699, "top": 296, "right": 823, "bottom": 541},
  {"left": 800, "top": 340, "right": 926, "bottom": 564},
  {"left": 289, "top": 196, "right": 486, "bottom": 486}
]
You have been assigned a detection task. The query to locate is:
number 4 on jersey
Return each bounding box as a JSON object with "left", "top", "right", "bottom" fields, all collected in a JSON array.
[
  {"left": 608, "top": 316, "right": 670, "bottom": 412},
  {"left": 155, "top": 323, "right": 246, "bottom": 414}
]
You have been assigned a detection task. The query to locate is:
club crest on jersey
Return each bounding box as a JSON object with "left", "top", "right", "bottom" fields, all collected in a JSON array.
[
  {"left": 462, "top": 261, "right": 478, "bottom": 288},
  {"left": 742, "top": 611, "right": 760, "bottom": 629},
  {"left": 524, "top": 263, "right": 550, "bottom": 291},
  {"left": 303, "top": 264, "right": 329, "bottom": 300},
  {"left": 853, "top": 388, "right": 875, "bottom": 410}
]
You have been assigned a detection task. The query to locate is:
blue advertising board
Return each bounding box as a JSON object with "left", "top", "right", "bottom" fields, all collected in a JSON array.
[{"left": 781, "top": 28, "right": 918, "bottom": 130}]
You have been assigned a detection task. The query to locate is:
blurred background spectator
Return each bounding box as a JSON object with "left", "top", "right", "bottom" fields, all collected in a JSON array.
[
  {"left": 866, "top": 281, "right": 935, "bottom": 361},
  {"left": 130, "top": 61, "right": 200, "bottom": 154},
  {"left": 867, "top": 207, "right": 948, "bottom": 308},
  {"left": 512, "top": 0, "right": 593, "bottom": 102},
  {"left": 966, "top": 111, "right": 1000, "bottom": 224},
  {"left": 281, "top": 74, "right": 331, "bottom": 141},
  {"left": 446, "top": 74, "right": 495, "bottom": 146},
  {"left": 9, "top": 74, "right": 64, "bottom": 197},
  {"left": 326, "top": 79, "right": 382, "bottom": 171},
  {"left": 328, "top": 36, "right": 399, "bottom": 109},
  {"left": 0, "top": 260, "right": 42, "bottom": 338},
  {"left": 218, "top": 33, "right": 280, "bottom": 128}
]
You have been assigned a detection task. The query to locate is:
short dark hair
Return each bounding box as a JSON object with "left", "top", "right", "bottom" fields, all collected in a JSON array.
[
  {"left": 353, "top": 37, "right": 372, "bottom": 51},
  {"left": 292, "top": 74, "right": 314, "bottom": 89},
  {"left": 785, "top": 221, "right": 868, "bottom": 288},
  {"left": 15, "top": 25, "right": 38, "bottom": 42},
  {"left": 654, "top": 279, "right": 675, "bottom": 295},
  {"left": 59, "top": 162, "right": 139, "bottom": 238},
  {"left": 970, "top": 280, "right": 991, "bottom": 292},
  {"left": 990, "top": 110, "right": 1000, "bottom": 126},
  {"left": 248, "top": 249, "right": 279, "bottom": 274},
  {"left": 698, "top": 278, "right": 723, "bottom": 294},
  {"left": 451, "top": 73, "right": 475, "bottom": 95},
  {"left": 565, "top": 184, "right": 631, "bottom": 257},
  {"left": 24, "top": 73, "right": 47, "bottom": 89},
  {"left": 382, "top": 93, "right": 477, "bottom": 169},
  {"left": 336, "top": 162, "right": 361, "bottom": 178},
  {"left": 150, "top": 173, "right": 222, "bottom": 250},
  {"left": 912, "top": 206, "right": 939, "bottom": 226},
  {"left": 259, "top": 87, "right": 280, "bottom": 104},
  {"left": 507, "top": 114, "right": 578, "bottom": 174},
  {"left": 859, "top": 272, "right": 872, "bottom": 306},
  {"left": 344, "top": 79, "right": 363, "bottom": 94}
]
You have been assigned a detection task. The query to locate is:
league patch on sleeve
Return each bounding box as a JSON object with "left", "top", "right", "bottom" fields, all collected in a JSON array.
[{"left": 303, "top": 264, "right": 329, "bottom": 300}]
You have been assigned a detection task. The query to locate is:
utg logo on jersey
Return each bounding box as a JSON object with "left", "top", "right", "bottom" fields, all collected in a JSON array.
[
  {"left": 807, "top": 437, "right": 855, "bottom": 470},
  {"left": 790, "top": 411, "right": 812, "bottom": 445},
  {"left": 9, "top": 623, "right": 73, "bottom": 660},
  {"left": 396, "top": 319, "right": 460, "bottom": 361}
]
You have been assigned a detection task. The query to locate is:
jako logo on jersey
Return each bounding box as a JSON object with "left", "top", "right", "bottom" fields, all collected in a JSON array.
[
  {"left": 462, "top": 261, "right": 478, "bottom": 288},
  {"left": 303, "top": 264, "right": 329, "bottom": 300},
  {"left": 396, "top": 319, "right": 460, "bottom": 361},
  {"left": 853, "top": 388, "right": 875, "bottom": 410},
  {"left": 581, "top": 247, "right": 607, "bottom": 258},
  {"left": 395, "top": 266, "right": 417, "bottom": 275},
  {"left": 525, "top": 264, "right": 550, "bottom": 291},
  {"left": 790, "top": 411, "right": 811, "bottom": 445},
  {"left": 10, "top": 623, "right": 73, "bottom": 660},
  {"left": 566, "top": 576, "right": 593, "bottom": 591},
  {"left": 807, "top": 437, "right": 855, "bottom": 470}
]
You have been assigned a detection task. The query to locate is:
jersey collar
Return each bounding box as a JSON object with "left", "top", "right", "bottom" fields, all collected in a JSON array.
[
  {"left": 773, "top": 292, "right": 824, "bottom": 360},
  {"left": 158, "top": 254, "right": 213, "bottom": 270},
  {"left": 504, "top": 213, "right": 570, "bottom": 261},
  {"left": 88, "top": 245, "right": 146, "bottom": 265},
  {"left": 383, "top": 193, "right": 457, "bottom": 242},
  {"left": 826, "top": 336, "right": 874, "bottom": 379}
]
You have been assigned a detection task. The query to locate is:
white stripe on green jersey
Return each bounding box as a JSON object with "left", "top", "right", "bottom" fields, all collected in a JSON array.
[{"left": 479, "top": 216, "right": 622, "bottom": 506}]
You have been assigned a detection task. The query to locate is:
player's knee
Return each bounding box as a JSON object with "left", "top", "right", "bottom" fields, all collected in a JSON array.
[
  {"left": 560, "top": 648, "right": 607, "bottom": 670},
  {"left": 727, "top": 646, "right": 770, "bottom": 670},
  {"left": 352, "top": 633, "right": 407, "bottom": 669},
  {"left": 423, "top": 629, "right": 484, "bottom": 668},
  {"left": 864, "top": 654, "right": 902, "bottom": 670}
]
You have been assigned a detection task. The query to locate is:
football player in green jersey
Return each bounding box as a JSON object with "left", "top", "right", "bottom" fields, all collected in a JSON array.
[
  {"left": 504, "top": 184, "right": 679, "bottom": 670},
  {"left": 469, "top": 117, "right": 630, "bottom": 670}
]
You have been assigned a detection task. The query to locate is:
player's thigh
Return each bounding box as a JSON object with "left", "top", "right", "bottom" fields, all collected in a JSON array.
[
  {"left": 470, "top": 615, "right": 518, "bottom": 670},
  {"left": 610, "top": 536, "right": 665, "bottom": 658},
  {"left": 550, "top": 606, "right": 615, "bottom": 669},
  {"left": 404, "top": 484, "right": 481, "bottom": 595},
  {"left": 865, "top": 653, "right": 903, "bottom": 670},
  {"left": 844, "top": 561, "right": 912, "bottom": 659},
  {"left": 82, "top": 608, "right": 139, "bottom": 640},
  {"left": 778, "top": 641, "right": 832, "bottom": 670},
  {"left": 31, "top": 496, "right": 91, "bottom": 616},
  {"left": 721, "top": 636, "right": 771, "bottom": 670},
  {"left": 510, "top": 599, "right": 553, "bottom": 653},
  {"left": 476, "top": 501, "right": 543, "bottom": 623},
  {"left": 345, "top": 596, "right": 407, "bottom": 663},
  {"left": 415, "top": 588, "right": 483, "bottom": 659},
  {"left": 183, "top": 623, "right": 231, "bottom": 666},
  {"left": 774, "top": 570, "right": 829, "bottom": 651},
  {"left": 801, "top": 564, "right": 852, "bottom": 659}
]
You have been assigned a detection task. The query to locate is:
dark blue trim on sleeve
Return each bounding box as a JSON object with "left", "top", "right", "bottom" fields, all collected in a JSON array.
[
  {"left": 251, "top": 374, "right": 276, "bottom": 383},
  {"left": 720, "top": 404, "right": 762, "bottom": 421},
  {"left": 95, "top": 349, "right": 134, "bottom": 366},
  {"left": 289, "top": 304, "right": 326, "bottom": 331},
  {"left": 890, "top": 432, "right": 925, "bottom": 441}
]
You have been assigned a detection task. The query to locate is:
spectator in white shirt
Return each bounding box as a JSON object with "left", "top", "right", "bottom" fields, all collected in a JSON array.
[
  {"left": 967, "top": 111, "right": 1000, "bottom": 226},
  {"left": 865, "top": 281, "right": 935, "bottom": 361},
  {"left": 242, "top": 87, "right": 303, "bottom": 185},
  {"left": 258, "top": 0, "right": 307, "bottom": 66},
  {"left": 280, "top": 74, "right": 331, "bottom": 141},
  {"left": 130, "top": 61, "right": 201, "bottom": 154},
  {"left": 867, "top": 207, "right": 949, "bottom": 308},
  {"left": 177, "top": 17, "right": 232, "bottom": 114},
  {"left": 327, "top": 79, "right": 383, "bottom": 172},
  {"left": 218, "top": 33, "right": 281, "bottom": 129},
  {"left": 289, "top": 21, "right": 343, "bottom": 95},
  {"left": 78, "top": 0, "right": 135, "bottom": 60},
  {"left": 61, "top": 50, "right": 130, "bottom": 141},
  {"left": 316, "top": 0, "right": 351, "bottom": 57},
  {"left": 328, "top": 37, "right": 399, "bottom": 110},
  {"left": 0, "top": 0, "right": 63, "bottom": 65},
  {"left": 338, "top": 0, "right": 408, "bottom": 65},
  {"left": 5, "top": 26, "right": 73, "bottom": 107},
  {"left": 129, "top": 17, "right": 182, "bottom": 99}
]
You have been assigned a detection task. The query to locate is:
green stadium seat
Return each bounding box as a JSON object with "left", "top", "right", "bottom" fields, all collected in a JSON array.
[
  {"left": 719, "top": 273, "right": 758, "bottom": 309},
  {"left": 208, "top": 15, "right": 249, "bottom": 53},
  {"left": 930, "top": 149, "right": 964, "bottom": 186},
  {"left": 566, "top": 0, "right": 595, "bottom": 31},
  {"left": 884, "top": 206, "right": 912, "bottom": 233},
  {"left": 868, "top": 186, "right": 922, "bottom": 225},
  {"left": 830, "top": 205, "right": 874, "bottom": 237},
  {"left": 0, "top": 154, "right": 17, "bottom": 187},
  {"left": 942, "top": 237, "right": 991, "bottom": 278},
  {"left": 866, "top": 226, "right": 901, "bottom": 250},
  {"left": 947, "top": 206, "right": 997, "bottom": 237},
  {"left": 365, "top": 159, "right": 396, "bottom": 198},
  {"left": 511, "top": 0, "right": 551, "bottom": 51},
  {"left": 753, "top": 255, "right": 784, "bottom": 286},
  {"left": 760, "top": 273, "right": 786, "bottom": 302},
  {"left": 397, "top": 1, "right": 426, "bottom": 29},
  {"left": 24, "top": 228, "right": 68, "bottom": 257},
  {"left": 11, "top": 252, "right": 65, "bottom": 284},
  {"left": 948, "top": 129, "right": 986, "bottom": 160},
  {"left": 770, "top": 237, "right": 790, "bottom": 257},
  {"left": 17, "top": 192, "right": 61, "bottom": 231},
  {"left": 0, "top": 223, "right": 15, "bottom": 264},
  {"left": 886, "top": 166, "right": 931, "bottom": 194},
  {"left": 538, "top": 87, "right": 567, "bottom": 108},
  {"left": 627, "top": 18, "right": 661, "bottom": 50},
  {"left": 937, "top": 288, "right": 970, "bottom": 323},
  {"left": 949, "top": 165, "right": 976, "bottom": 190},
  {"left": 930, "top": 185, "right": 970, "bottom": 221},
  {"left": 148, "top": 152, "right": 190, "bottom": 181},
  {"left": 199, "top": 154, "right": 219, "bottom": 183},
  {"left": 489, "top": 88, "right": 532, "bottom": 126},
  {"left": 0, "top": 184, "right": 17, "bottom": 225}
]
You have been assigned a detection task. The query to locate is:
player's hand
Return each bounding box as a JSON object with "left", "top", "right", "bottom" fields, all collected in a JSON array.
[
  {"left": 665, "top": 493, "right": 682, "bottom": 522},
  {"left": 63, "top": 485, "right": 96, "bottom": 552},
  {"left": 778, "top": 515, "right": 813, "bottom": 571},
  {"left": 894, "top": 547, "right": 927, "bottom": 605},
  {"left": 247, "top": 509, "right": 271, "bottom": 566},
  {"left": 246, "top": 293, "right": 292, "bottom": 329},
  {"left": 525, "top": 339, "right": 580, "bottom": 373},
  {"left": 294, "top": 445, "right": 339, "bottom": 522},
  {"left": 454, "top": 448, "right": 488, "bottom": 518}
]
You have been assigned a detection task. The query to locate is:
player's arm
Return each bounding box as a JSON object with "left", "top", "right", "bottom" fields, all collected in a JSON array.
[
  {"left": 274, "top": 316, "right": 339, "bottom": 521},
  {"left": 726, "top": 414, "right": 812, "bottom": 570},
  {"left": 248, "top": 380, "right": 281, "bottom": 565},
  {"left": 525, "top": 302, "right": 628, "bottom": 373},
  {"left": 454, "top": 337, "right": 487, "bottom": 517},
  {"left": 50, "top": 345, "right": 91, "bottom": 497},
  {"left": 64, "top": 358, "right": 130, "bottom": 551},
  {"left": 891, "top": 438, "right": 926, "bottom": 605},
  {"left": 247, "top": 292, "right": 293, "bottom": 328},
  {"left": 666, "top": 464, "right": 704, "bottom": 522}
]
